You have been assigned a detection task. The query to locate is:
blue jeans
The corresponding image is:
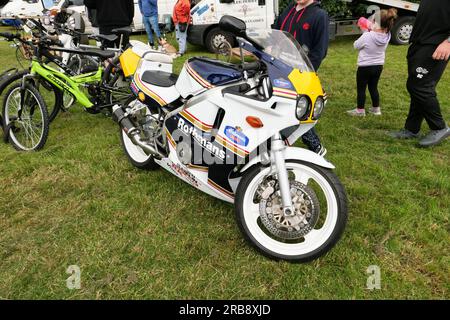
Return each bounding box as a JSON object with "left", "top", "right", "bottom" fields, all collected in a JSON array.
[
  {"left": 175, "top": 24, "right": 188, "bottom": 54},
  {"left": 143, "top": 15, "right": 161, "bottom": 45}
]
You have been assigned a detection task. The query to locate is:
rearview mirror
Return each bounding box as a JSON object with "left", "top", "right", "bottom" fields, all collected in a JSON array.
[{"left": 219, "top": 16, "right": 246, "bottom": 37}]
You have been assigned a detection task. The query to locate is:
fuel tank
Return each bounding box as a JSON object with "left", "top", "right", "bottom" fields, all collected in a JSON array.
[{"left": 176, "top": 57, "right": 243, "bottom": 98}]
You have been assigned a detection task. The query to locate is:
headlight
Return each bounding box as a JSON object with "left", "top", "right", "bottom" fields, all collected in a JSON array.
[
  {"left": 296, "top": 96, "right": 310, "bottom": 120},
  {"left": 313, "top": 96, "right": 325, "bottom": 119}
]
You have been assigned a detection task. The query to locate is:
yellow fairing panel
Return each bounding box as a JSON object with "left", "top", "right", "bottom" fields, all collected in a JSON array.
[
  {"left": 288, "top": 69, "right": 324, "bottom": 100},
  {"left": 120, "top": 48, "right": 141, "bottom": 78},
  {"left": 288, "top": 69, "right": 324, "bottom": 122}
]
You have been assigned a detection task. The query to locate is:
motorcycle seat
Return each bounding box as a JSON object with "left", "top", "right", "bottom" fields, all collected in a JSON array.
[
  {"left": 141, "top": 70, "right": 178, "bottom": 87},
  {"left": 88, "top": 34, "right": 118, "bottom": 43},
  {"left": 142, "top": 52, "right": 173, "bottom": 64},
  {"left": 111, "top": 26, "right": 132, "bottom": 36},
  {"left": 80, "top": 48, "right": 116, "bottom": 60}
]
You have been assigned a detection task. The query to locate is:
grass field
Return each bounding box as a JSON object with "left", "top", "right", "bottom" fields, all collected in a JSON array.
[{"left": 0, "top": 28, "right": 448, "bottom": 300}]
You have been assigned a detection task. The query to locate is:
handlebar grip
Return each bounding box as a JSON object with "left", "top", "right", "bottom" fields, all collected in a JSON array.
[
  {"left": 47, "top": 35, "right": 60, "bottom": 42},
  {"left": 241, "top": 61, "right": 260, "bottom": 71},
  {"left": 42, "top": 35, "right": 64, "bottom": 47},
  {"left": 0, "top": 32, "right": 18, "bottom": 41}
]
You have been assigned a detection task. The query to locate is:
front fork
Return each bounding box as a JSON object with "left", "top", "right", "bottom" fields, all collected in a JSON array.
[
  {"left": 270, "top": 133, "right": 295, "bottom": 217},
  {"left": 18, "top": 73, "right": 36, "bottom": 119}
]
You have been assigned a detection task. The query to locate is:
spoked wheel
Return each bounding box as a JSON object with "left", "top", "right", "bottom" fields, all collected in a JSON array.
[
  {"left": 107, "top": 70, "right": 132, "bottom": 106},
  {"left": 36, "top": 78, "right": 62, "bottom": 121},
  {"left": 119, "top": 98, "right": 158, "bottom": 170},
  {"left": 2, "top": 83, "right": 49, "bottom": 151},
  {"left": 67, "top": 55, "right": 82, "bottom": 75},
  {"left": 0, "top": 71, "right": 62, "bottom": 123},
  {"left": 103, "top": 56, "right": 131, "bottom": 106},
  {"left": 235, "top": 160, "right": 348, "bottom": 262},
  {"left": 61, "top": 91, "right": 75, "bottom": 112}
]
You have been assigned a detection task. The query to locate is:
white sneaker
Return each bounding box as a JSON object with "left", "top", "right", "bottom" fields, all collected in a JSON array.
[
  {"left": 346, "top": 108, "right": 366, "bottom": 117},
  {"left": 369, "top": 107, "right": 382, "bottom": 116}
]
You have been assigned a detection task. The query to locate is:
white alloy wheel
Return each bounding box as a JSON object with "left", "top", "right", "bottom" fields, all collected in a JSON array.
[{"left": 235, "top": 160, "right": 347, "bottom": 262}]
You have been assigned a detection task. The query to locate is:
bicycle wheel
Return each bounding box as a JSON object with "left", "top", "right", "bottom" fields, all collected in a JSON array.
[
  {"left": 36, "top": 78, "right": 63, "bottom": 122},
  {"left": 0, "top": 70, "right": 62, "bottom": 122},
  {"left": 107, "top": 71, "right": 132, "bottom": 105},
  {"left": 2, "top": 83, "right": 49, "bottom": 151},
  {"left": 104, "top": 56, "right": 132, "bottom": 105}
]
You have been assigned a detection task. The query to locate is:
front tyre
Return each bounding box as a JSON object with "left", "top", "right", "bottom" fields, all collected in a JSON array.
[
  {"left": 2, "top": 83, "right": 49, "bottom": 151},
  {"left": 235, "top": 160, "right": 348, "bottom": 262}
]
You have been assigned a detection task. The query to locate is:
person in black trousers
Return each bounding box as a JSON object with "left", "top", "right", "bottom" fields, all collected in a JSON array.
[
  {"left": 275, "top": 0, "right": 329, "bottom": 155},
  {"left": 390, "top": 0, "right": 450, "bottom": 147}
]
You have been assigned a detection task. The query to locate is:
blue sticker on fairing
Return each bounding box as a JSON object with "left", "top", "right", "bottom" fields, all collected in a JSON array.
[
  {"left": 197, "top": 4, "right": 210, "bottom": 16},
  {"left": 273, "top": 78, "right": 293, "bottom": 89},
  {"left": 191, "top": 6, "right": 199, "bottom": 14},
  {"left": 224, "top": 126, "right": 249, "bottom": 147}
]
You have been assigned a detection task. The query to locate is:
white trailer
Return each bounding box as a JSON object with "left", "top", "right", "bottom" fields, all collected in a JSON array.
[{"left": 332, "top": 0, "right": 419, "bottom": 45}]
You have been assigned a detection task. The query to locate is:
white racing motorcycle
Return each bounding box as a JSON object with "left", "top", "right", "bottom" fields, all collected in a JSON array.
[{"left": 113, "top": 16, "right": 348, "bottom": 262}]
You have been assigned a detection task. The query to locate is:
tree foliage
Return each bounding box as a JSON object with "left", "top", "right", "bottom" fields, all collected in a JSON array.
[{"left": 278, "top": 0, "right": 421, "bottom": 18}]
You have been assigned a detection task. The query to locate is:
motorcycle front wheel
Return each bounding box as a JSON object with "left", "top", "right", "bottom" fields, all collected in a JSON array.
[{"left": 235, "top": 160, "right": 348, "bottom": 262}]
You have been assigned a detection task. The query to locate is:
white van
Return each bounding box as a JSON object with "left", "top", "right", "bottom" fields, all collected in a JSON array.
[
  {"left": 188, "top": 0, "right": 276, "bottom": 52},
  {"left": 0, "top": 0, "right": 85, "bottom": 20},
  {"left": 0, "top": 0, "right": 57, "bottom": 17}
]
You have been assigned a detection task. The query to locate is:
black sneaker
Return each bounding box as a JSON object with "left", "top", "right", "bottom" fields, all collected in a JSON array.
[
  {"left": 418, "top": 127, "right": 450, "bottom": 147},
  {"left": 316, "top": 145, "right": 327, "bottom": 157},
  {"left": 388, "top": 129, "right": 419, "bottom": 139}
]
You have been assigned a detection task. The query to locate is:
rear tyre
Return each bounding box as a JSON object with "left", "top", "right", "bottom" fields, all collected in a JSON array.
[
  {"left": 2, "top": 83, "right": 49, "bottom": 151},
  {"left": 119, "top": 98, "right": 159, "bottom": 170}
]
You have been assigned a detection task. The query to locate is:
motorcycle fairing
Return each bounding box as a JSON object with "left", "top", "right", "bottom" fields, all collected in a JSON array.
[
  {"left": 164, "top": 99, "right": 249, "bottom": 198},
  {"left": 159, "top": 113, "right": 237, "bottom": 202},
  {"left": 240, "top": 39, "right": 324, "bottom": 119},
  {"left": 142, "top": 33, "right": 326, "bottom": 203}
]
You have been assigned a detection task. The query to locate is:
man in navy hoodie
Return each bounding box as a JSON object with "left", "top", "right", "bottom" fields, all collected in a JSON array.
[
  {"left": 275, "top": 0, "right": 329, "bottom": 155},
  {"left": 139, "top": 0, "right": 162, "bottom": 49}
]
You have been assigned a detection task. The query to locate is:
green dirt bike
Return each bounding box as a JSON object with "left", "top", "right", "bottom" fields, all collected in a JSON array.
[{"left": 0, "top": 32, "right": 131, "bottom": 151}]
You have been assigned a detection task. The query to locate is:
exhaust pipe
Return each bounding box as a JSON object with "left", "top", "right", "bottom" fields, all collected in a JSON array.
[{"left": 112, "top": 105, "right": 164, "bottom": 158}]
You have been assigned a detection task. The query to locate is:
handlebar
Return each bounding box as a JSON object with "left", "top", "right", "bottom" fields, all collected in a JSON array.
[
  {"left": 54, "top": 23, "right": 87, "bottom": 37},
  {"left": 41, "top": 35, "right": 63, "bottom": 47},
  {"left": 0, "top": 32, "right": 63, "bottom": 47},
  {"left": 0, "top": 32, "right": 21, "bottom": 41},
  {"left": 240, "top": 61, "right": 260, "bottom": 72}
]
